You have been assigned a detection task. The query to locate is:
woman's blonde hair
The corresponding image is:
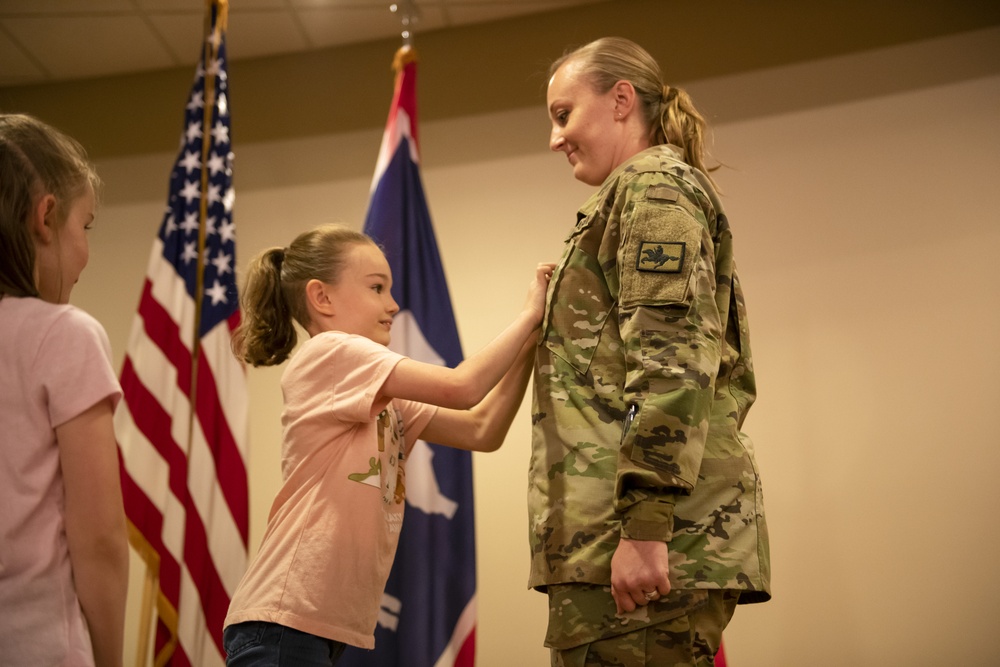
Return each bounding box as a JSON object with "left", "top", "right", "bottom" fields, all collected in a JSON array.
[
  {"left": 550, "top": 37, "right": 718, "bottom": 187},
  {"left": 232, "top": 223, "right": 375, "bottom": 367},
  {"left": 0, "top": 113, "right": 100, "bottom": 298}
]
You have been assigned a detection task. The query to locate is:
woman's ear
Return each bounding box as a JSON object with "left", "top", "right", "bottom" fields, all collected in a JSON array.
[
  {"left": 30, "top": 194, "right": 58, "bottom": 244},
  {"left": 612, "top": 79, "right": 637, "bottom": 119},
  {"left": 305, "top": 278, "right": 335, "bottom": 317}
]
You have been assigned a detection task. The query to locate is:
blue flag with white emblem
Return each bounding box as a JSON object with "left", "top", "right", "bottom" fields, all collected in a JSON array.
[{"left": 338, "top": 46, "right": 477, "bottom": 667}]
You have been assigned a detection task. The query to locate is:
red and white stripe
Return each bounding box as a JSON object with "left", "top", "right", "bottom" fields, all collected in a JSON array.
[{"left": 117, "top": 241, "right": 248, "bottom": 666}]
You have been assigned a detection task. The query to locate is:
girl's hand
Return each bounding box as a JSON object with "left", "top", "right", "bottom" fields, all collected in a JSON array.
[{"left": 525, "top": 263, "right": 556, "bottom": 326}]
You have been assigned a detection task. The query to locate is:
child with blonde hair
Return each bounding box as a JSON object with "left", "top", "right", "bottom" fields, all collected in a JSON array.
[{"left": 223, "top": 223, "right": 552, "bottom": 666}]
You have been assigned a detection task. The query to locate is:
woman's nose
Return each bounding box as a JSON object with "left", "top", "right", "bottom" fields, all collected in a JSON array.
[{"left": 550, "top": 128, "right": 565, "bottom": 152}]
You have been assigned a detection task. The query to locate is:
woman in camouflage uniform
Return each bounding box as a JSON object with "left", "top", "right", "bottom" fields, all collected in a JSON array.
[{"left": 529, "top": 37, "right": 771, "bottom": 666}]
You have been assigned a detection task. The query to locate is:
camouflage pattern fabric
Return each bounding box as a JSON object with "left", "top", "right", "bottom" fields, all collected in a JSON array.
[
  {"left": 548, "top": 585, "right": 738, "bottom": 666},
  {"left": 528, "top": 145, "right": 770, "bottom": 648}
]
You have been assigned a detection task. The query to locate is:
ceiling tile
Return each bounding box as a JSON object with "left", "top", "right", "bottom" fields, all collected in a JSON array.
[
  {"left": 228, "top": 0, "right": 290, "bottom": 8},
  {"left": 135, "top": 0, "right": 286, "bottom": 10},
  {"left": 132, "top": 0, "right": 221, "bottom": 10},
  {"left": 145, "top": 13, "right": 211, "bottom": 65},
  {"left": 3, "top": 16, "right": 175, "bottom": 80},
  {"left": 442, "top": 0, "right": 583, "bottom": 4},
  {"left": 0, "top": 28, "right": 47, "bottom": 86},
  {"left": 296, "top": 5, "right": 447, "bottom": 49},
  {"left": 0, "top": 1, "right": 133, "bottom": 13},
  {"left": 290, "top": 0, "right": 393, "bottom": 7},
  {"left": 444, "top": 2, "right": 585, "bottom": 25},
  {"left": 0, "top": 0, "right": 609, "bottom": 85},
  {"left": 224, "top": 11, "right": 310, "bottom": 60}
]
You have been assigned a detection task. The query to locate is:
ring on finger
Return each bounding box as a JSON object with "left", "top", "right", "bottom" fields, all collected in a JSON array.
[{"left": 642, "top": 590, "right": 658, "bottom": 601}]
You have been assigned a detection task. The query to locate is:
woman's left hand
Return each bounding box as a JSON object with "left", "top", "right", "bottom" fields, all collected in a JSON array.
[{"left": 609, "top": 538, "right": 671, "bottom": 614}]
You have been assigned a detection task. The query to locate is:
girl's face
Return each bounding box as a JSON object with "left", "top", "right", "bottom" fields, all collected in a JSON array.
[
  {"left": 35, "top": 187, "right": 96, "bottom": 304},
  {"left": 327, "top": 243, "right": 399, "bottom": 345},
  {"left": 547, "top": 60, "right": 625, "bottom": 186}
]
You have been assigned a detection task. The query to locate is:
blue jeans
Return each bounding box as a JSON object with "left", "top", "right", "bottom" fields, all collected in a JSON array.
[{"left": 223, "top": 621, "right": 346, "bottom": 667}]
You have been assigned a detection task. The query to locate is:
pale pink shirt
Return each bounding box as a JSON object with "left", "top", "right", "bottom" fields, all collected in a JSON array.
[
  {"left": 225, "top": 332, "right": 437, "bottom": 649},
  {"left": 0, "top": 296, "right": 122, "bottom": 666}
]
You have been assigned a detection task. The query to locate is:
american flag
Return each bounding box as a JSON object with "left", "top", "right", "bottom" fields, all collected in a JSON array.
[
  {"left": 338, "top": 46, "right": 477, "bottom": 667},
  {"left": 116, "top": 3, "right": 247, "bottom": 665}
]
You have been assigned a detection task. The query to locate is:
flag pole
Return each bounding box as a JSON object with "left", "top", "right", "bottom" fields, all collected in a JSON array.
[
  {"left": 120, "top": 0, "right": 243, "bottom": 660},
  {"left": 129, "top": 3, "right": 228, "bottom": 665},
  {"left": 132, "top": 522, "right": 157, "bottom": 667},
  {"left": 134, "top": 575, "right": 154, "bottom": 667},
  {"left": 389, "top": 1, "right": 419, "bottom": 114},
  {"left": 341, "top": 7, "right": 478, "bottom": 664},
  {"left": 191, "top": 0, "right": 227, "bottom": 432}
]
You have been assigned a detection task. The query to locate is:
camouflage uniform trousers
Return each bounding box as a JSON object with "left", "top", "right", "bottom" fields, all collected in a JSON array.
[{"left": 547, "top": 584, "right": 739, "bottom": 667}]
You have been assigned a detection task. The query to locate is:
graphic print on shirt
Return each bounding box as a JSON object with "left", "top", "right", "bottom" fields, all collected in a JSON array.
[{"left": 346, "top": 408, "right": 407, "bottom": 509}]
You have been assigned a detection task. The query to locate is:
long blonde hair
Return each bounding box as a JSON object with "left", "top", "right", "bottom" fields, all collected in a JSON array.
[
  {"left": 232, "top": 224, "right": 375, "bottom": 366},
  {"left": 550, "top": 37, "right": 718, "bottom": 187},
  {"left": 0, "top": 113, "right": 100, "bottom": 298}
]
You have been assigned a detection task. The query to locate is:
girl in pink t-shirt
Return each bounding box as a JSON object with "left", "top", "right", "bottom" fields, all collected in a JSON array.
[
  {"left": 0, "top": 114, "right": 128, "bottom": 667},
  {"left": 223, "top": 223, "right": 553, "bottom": 665}
]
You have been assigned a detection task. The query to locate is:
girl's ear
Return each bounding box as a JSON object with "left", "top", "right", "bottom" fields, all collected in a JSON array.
[
  {"left": 305, "top": 278, "right": 335, "bottom": 317},
  {"left": 30, "top": 194, "right": 58, "bottom": 244}
]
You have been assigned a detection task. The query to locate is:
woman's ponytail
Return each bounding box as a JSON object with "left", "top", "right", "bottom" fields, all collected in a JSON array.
[{"left": 654, "top": 84, "right": 718, "bottom": 189}]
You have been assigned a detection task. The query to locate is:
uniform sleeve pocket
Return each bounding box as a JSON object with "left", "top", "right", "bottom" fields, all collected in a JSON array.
[{"left": 619, "top": 202, "right": 703, "bottom": 309}]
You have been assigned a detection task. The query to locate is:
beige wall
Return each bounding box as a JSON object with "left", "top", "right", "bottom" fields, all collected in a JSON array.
[{"left": 63, "top": 26, "right": 1000, "bottom": 666}]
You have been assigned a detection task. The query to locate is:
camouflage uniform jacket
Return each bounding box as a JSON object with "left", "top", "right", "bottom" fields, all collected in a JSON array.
[{"left": 528, "top": 144, "right": 770, "bottom": 604}]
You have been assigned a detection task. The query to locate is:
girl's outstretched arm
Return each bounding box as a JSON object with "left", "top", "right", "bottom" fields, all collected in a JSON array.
[
  {"left": 419, "top": 331, "right": 537, "bottom": 452},
  {"left": 379, "top": 263, "right": 554, "bottom": 410}
]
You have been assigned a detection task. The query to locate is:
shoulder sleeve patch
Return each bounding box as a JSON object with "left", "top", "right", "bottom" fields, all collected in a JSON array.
[
  {"left": 620, "top": 202, "right": 704, "bottom": 308},
  {"left": 636, "top": 241, "right": 685, "bottom": 274}
]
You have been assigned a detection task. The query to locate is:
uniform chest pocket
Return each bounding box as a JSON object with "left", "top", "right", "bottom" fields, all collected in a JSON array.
[{"left": 542, "top": 243, "right": 615, "bottom": 377}]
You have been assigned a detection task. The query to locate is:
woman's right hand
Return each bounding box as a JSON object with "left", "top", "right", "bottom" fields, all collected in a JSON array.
[{"left": 525, "top": 263, "right": 556, "bottom": 326}]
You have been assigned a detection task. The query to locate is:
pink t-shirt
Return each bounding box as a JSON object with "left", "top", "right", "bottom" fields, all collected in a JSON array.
[
  {"left": 224, "top": 332, "right": 437, "bottom": 648},
  {"left": 0, "top": 296, "right": 122, "bottom": 666}
]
